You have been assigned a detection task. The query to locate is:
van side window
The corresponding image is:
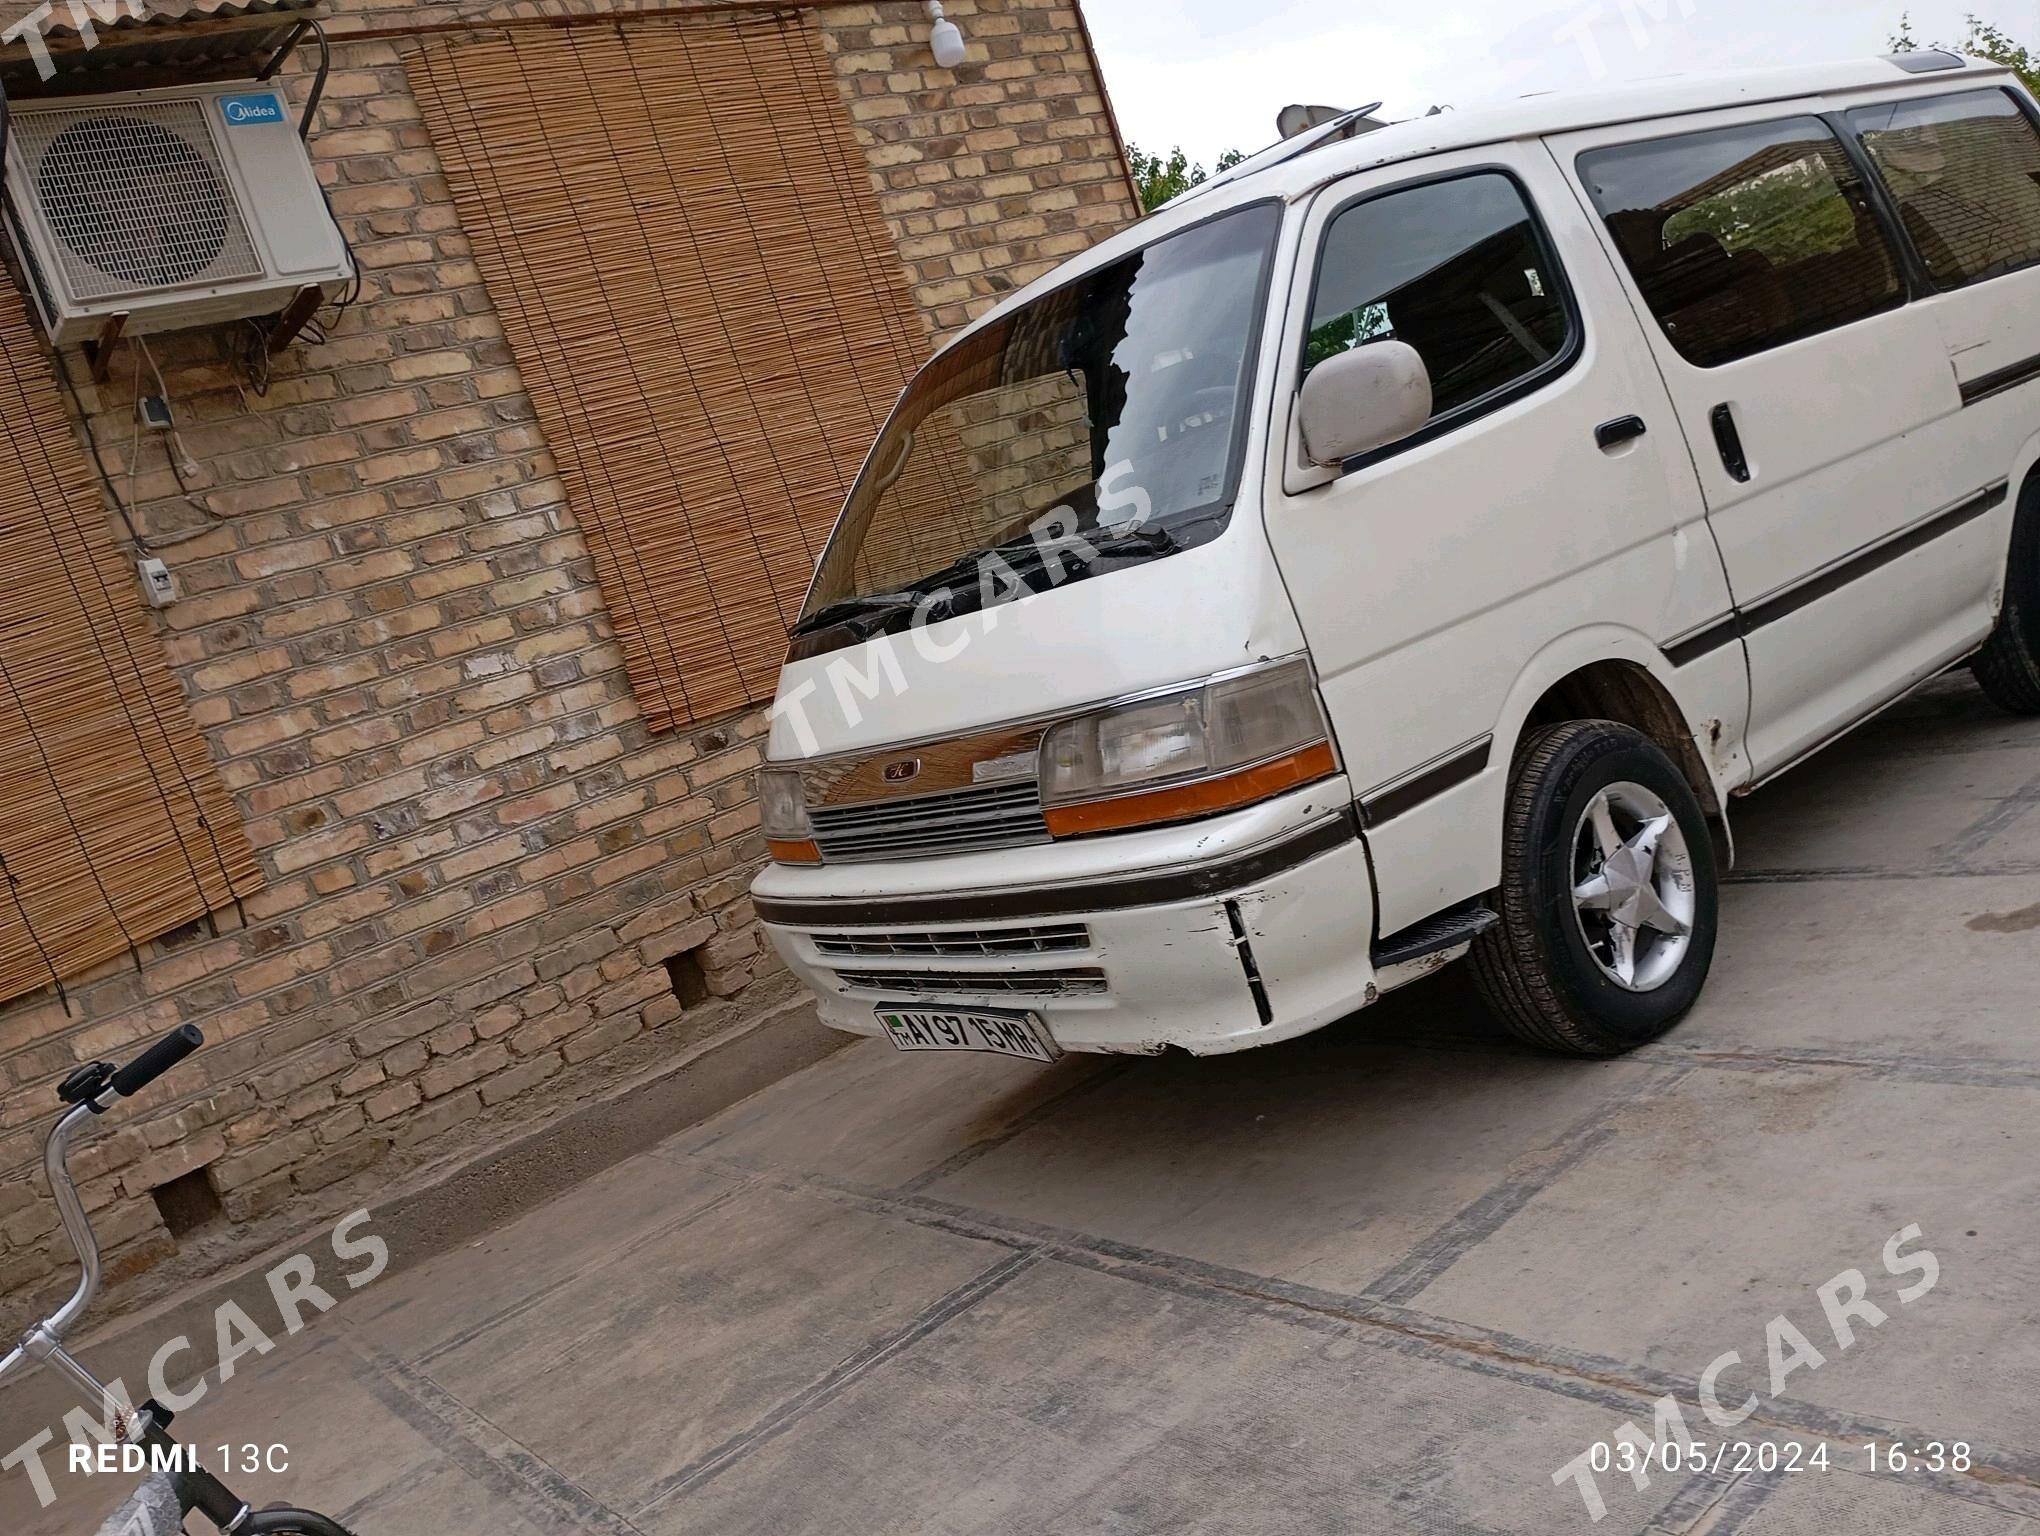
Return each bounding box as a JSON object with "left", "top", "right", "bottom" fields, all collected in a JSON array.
[
  {"left": 1579, "top": 118, "right": 1905, "bottom": 368},
  {"left": 1849, "top": 88, "right": 2040, "bottom": 289},
  {"left": 1304, "top": 172, "right": 1572, "bottom": 422}
]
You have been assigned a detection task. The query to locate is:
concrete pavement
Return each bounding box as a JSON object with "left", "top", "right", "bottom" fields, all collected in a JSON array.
[{"left": 6, "top": 674, "right": 2040, "bottom": 1534}]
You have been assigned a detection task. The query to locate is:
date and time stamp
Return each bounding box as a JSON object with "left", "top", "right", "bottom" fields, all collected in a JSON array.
[{"left": 1582, "top": 1439, "right": 1975, "bottom": 1478}]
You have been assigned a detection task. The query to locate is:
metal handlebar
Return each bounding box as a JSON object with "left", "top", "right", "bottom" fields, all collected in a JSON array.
[
  {"left": 0, "top": 1025, "right": 360, "bottom": 1536},
  {"left": 41, "top": 1100, "right": 109, "bottom": 1338},
  {"left": 1, "top": 1025, "right": 205, "bottom": 1394},
  {"left": 109, "top": 1024, "right": 203, "bottom": 1101}
]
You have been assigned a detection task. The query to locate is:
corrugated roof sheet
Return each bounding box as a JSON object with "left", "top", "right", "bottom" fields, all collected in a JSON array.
[{"left": 2, "top": 0, "right": 324, "bottom": 95}]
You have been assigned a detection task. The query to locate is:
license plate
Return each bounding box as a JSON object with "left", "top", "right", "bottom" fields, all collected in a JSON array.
[{"left": 877, "top": 1007, "right": 1060, "bottom": 1063}]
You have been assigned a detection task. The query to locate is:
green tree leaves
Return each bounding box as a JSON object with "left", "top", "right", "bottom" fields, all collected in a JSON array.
[
  {"left": 1891, "top": 12, "right": 2038, "bottom": 93},
  {"left": 1129, "top": 145, "right": 1248, "bottom": 213}
]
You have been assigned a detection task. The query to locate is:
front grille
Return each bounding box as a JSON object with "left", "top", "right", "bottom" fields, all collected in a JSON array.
[
  {"left": 812, "top": 923, "right": 1089, "bottom": 959},
  {"left": 834, "top": 968, "right": 1108, "bottom": 999},
  {"left": 810, "top": 780, "right": 1049, "bottom": 863}
]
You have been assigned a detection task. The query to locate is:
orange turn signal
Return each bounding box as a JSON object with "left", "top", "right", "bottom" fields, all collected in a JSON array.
[
  {"left": 768, "top": 837, "right": 822, "bottom": 865},
  {"left": 1042, "top": 741, "right": 1337, "bottom": 838}
]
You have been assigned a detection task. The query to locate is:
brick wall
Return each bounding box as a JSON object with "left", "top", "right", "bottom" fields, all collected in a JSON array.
[
  {"left": 816, "top": 1, "right": 1140, "bottom": 328},
  {"left": 0, "top": 0, "right": 1137, "bottom": 1310}
]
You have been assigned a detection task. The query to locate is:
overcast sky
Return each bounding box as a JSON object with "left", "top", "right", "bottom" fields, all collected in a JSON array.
[{"left": 1083, "top": 0, "right": 2026, "bottom": 167}]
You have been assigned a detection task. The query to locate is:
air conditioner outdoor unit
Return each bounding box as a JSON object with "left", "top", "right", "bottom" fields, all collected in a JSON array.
[{"left": 1, "top": 80, "right": 354, "bottom": 347}]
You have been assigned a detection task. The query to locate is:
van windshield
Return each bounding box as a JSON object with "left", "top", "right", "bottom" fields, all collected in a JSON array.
[{"left": 793, "top": 201, "right": 1282, "bottom": 656}]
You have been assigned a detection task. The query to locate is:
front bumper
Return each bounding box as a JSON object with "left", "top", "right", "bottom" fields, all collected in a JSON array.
[{"left": 753, "top": 785, "right": 1379, "bottom": 1056}]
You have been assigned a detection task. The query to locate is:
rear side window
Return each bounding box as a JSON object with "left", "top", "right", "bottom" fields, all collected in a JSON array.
[
  {"left": 1849, "top": 89, "right": 2040, "bottom": 289},
  {"left": 1579, "top": 118, "right": 1905, "bottom": 368},
  {"left": 1305, "top": 171, "right": 1573, "bottom": 424}
]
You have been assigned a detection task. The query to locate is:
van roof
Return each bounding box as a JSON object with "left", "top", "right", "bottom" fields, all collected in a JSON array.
[{"left": 943, "top": 53, "right": 2016, "bottom": 350}]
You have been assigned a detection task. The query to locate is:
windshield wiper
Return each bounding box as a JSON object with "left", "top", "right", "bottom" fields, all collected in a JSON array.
[
  {"left": 908, "top": 523, "right": 1177, "bottom": 601},
  {"left": 792, "top": 522, "right": 1187, "bottom": 643},
  {"left": 789, "top": 590, "right": 923, "bottom": 639},
  {"left": 1076, "top": 523, "right": 1179, "bottom": 559}
]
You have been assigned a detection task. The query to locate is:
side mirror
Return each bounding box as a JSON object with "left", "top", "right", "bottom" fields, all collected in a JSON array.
[{"left": 1296, "top": 341, "right": 1434, "bottom": 467}]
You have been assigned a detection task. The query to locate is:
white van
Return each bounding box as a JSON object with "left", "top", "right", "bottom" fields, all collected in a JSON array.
[{"left": 752, "top": 53, "right": 2040, "bottom": 1061}]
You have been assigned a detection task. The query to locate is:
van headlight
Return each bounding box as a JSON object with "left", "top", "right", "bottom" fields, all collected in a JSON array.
[
  {"left": 759, "top": 768, "right": 820, "bottom": 865},
  {"left": 1039, "top": 659, "right": 1337, "bottom": 837}
]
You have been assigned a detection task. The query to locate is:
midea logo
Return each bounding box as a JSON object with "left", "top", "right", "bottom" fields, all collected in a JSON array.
[{"left": 221, "top": 96, "right": 284, "bottom": 126}]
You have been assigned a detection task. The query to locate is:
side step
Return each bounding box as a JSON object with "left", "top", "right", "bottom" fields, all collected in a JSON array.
[{"left": 1372, "top": 902, "right": 1499, "bottom": 971}]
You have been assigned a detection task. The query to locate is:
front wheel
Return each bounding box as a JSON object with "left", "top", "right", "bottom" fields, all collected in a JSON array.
[
  {"left": 1971, "top": 474, "right": 2040, "bottom": 715},
  {"left": 1469, "top": 720, "right": 1719, "bottom": 1056},
  {"left": 241, "top": 1509, "right": 358, "bottom": 1536}
]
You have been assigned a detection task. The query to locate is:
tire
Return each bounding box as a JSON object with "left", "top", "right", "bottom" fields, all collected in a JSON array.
[
  {"left": 1469, "top": 720, "right": 1719, "bottom": 1056},
  {"left": 1972, "top": 475, "right": 2040, "bottom": 715}
]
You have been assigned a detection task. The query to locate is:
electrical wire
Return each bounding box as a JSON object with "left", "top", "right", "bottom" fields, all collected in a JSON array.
[
  {"left": 18, "top": 345, "right": 242, "bottom": 946},
  {"left": 135, "top": 337, "right": 208, "bottom": 491},
  {"left": 58, "top": 357, "right": 157, "bottom": 553},
  {"left": 297, "top": 23, "right": 361, "bottom": 346},
  {"left": 308, "top": 187, "right": 359, "bottom": 339},
  {"left": 56, "top": 350, "right": 219, "bottom": 554},
  {"left": 237, "top": 319, "right": 273, "bottom": 396},
  {"left": 126, "top": 353, "right": 144, "bottom": 519}
]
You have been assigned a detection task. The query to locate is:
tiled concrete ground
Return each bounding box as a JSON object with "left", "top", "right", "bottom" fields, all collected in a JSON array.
[{"left": 7, "top": 675, "right": 2040, "bottom": 1533}]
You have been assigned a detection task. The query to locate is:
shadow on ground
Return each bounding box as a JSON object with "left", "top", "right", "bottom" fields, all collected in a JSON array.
[{"left": 8, "top": 677, "right": 2040, "bottom": 1535}]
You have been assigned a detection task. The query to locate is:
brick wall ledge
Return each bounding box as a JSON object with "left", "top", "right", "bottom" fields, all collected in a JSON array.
[{"left": 3, "top": 989, "right": 850, "bottom": 1435}]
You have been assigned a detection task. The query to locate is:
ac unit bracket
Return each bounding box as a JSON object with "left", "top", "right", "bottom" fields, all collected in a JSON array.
[
  {"left": 266, "top": 285, "right": 324, "bottom": 355},
  {"left": 82, "top": 311, "right": 128, "bottom": 384}
]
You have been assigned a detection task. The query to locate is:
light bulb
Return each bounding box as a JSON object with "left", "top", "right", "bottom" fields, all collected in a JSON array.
[{"left": 930, "top": 15, "right": 966, "bottom": 67}]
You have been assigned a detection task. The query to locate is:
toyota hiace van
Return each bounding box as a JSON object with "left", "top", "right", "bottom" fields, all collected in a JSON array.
[{"left": 752, "top": 53, "right": 2040, "bottom": 1060}]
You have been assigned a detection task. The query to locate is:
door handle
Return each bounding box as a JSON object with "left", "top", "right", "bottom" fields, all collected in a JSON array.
[
  {"left": 1595, "top": 415, "right": 1648, "bottom": 450},
  {"left": 1710, "top": 403, "right": 1752, "bottom": 483}
]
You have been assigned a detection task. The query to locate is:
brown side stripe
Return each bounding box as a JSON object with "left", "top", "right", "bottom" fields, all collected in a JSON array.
[
  {"left": 1663, "top": 614, "right": 1741, "bottom": 668},
  {"left": 1668, "top": 482, "right": 2008, "bottom": 666},
  {"left": 1360, "top": 737, "right": 1492, "bottom": 828},
  {"left": 1961, "top": 351, "right": 2040, "bottom": 408},
  {"left": 1742, "top": 483, "right": 2005, "bottom": 635}
]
